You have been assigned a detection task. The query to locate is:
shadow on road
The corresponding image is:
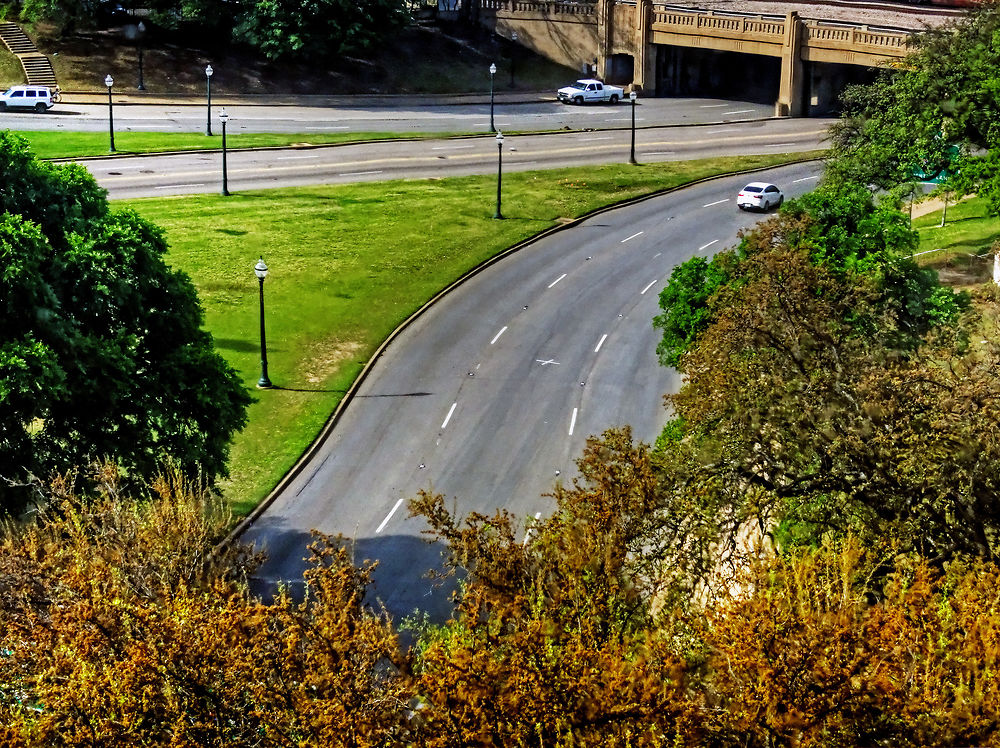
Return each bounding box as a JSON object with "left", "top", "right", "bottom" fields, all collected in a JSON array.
[{"left": 248, "top": 526, "right": 457, "bottom": 626}]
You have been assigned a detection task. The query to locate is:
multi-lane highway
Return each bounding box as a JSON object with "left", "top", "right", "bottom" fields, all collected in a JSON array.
[
  {"left": 76, "top": 117, "right": 829, "bottom": 198},
  {"left": 242, "top": 160, "right": 824, "bottom": 621},
  {"left": 6, "top": 96, "right": 776, "bottom": 134}
]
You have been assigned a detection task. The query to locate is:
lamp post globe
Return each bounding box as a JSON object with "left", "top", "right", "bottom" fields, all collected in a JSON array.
[
  {"left": 628, "top": 90, "right": 638, "bottom": 165},
  {"left": 494, "top": 131, "right": 504, "bottom": 220},
  {"left": 205, "top": 64, "right": 214, "bottom": 136},
  {"left": 509, "top": 32, "right": 518, "bottom": 88},
  {"left": 219, "top": 108, "right": 230, "bottom": 196},
  {"left": 489, "top": 62, "right": 497, "bottom": 132},
  {"left": 254, "top": 257, "right": 273, "bottom": 389},
  {"left": 104, "top": 75, "right": 115, "bottom": 153}
]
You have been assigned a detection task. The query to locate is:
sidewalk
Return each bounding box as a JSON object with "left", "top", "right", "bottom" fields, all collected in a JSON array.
[{"left": 59, "top": 90, "right": 552, "bottom": 107}]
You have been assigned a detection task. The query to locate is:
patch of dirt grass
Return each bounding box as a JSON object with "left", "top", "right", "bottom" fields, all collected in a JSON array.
[{"left": 26, "top": 17, "right": 574, "bottom": 94}]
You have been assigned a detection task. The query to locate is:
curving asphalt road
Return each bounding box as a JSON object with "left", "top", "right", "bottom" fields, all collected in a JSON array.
[{"left": 243, "top": 159, "right": 825, "bottom": 621}]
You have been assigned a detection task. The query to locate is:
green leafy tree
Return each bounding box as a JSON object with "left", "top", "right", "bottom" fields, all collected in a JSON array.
[
  {"left": 0, "top": 133, "right": 250, "bottom": 509},
  {"left": 654, "top": 183, "right": 963, "bottom": 372},
  {"left": 233, "top": 0, "right": 409, "bottom": 62},
  {"left": 830, "top": 2, "right": 1000, "bottom": 211}
]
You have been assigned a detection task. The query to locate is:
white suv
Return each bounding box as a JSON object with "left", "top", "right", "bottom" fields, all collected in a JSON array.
[{"left": 0, "top": 85, "right": 57, "bottom": 112}]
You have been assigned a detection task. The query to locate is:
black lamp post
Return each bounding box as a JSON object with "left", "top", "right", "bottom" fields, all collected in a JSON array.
[
  {"left": 509, "top": 32, "right": 518, "bottom": 88},
  {"left": 104, "top": 74, "right": 115, "bottom": 153},
  {"left": 489, "top": 62, "right": 497, "bottom": 132},
  {"left": 220, "top": 108, "right": 230, "bottom": 196},
  {"left": 628, "top": 90, "right": 637, "bottom": 165},
  {"left": 254, "top": 257, "right": 273, "bottom": 389},
  {"left": 205, "top": 64, "right": 213, "bottom": 136},
  {"left": 136, "top": 21, "right": 146, "bottom": 90},
  {"left": 494, "top": 131, "right": 504, "bottom": 220}
]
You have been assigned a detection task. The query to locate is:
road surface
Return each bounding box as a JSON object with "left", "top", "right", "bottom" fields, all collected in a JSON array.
[
  {"left": 242, "top": 160, "right": 824, "bottom": 621},
  {"left": 77, "top": 117, "right": 830, "bottom": 199}
]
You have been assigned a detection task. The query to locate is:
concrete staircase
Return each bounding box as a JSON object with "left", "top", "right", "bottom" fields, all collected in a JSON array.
[{"left": 0, "top": 22, "right": 57, "bottom": 88}]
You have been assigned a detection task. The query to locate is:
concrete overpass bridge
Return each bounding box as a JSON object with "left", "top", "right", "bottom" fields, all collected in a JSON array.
[{"left": 478, "top": 0, "right": 953, "bottom": 115}]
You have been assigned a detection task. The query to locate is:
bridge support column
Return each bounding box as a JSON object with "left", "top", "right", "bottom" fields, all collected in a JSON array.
[
  {"left": 633, "top": 0, "right": 654, "bottom": 91},
  {"left": 776, "top": 11, "right": 804, "bottom": 117},
  {"left": 596, "top": 0, "right": 614, "bottom": 80}
]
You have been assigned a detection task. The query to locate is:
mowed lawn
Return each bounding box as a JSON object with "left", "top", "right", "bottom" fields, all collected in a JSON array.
[
  {"left": 124, "top": 153, "right": 819, "bottom": 514},
  {"left": 25, "top": 130, "right": 447, "bottom": 160}
]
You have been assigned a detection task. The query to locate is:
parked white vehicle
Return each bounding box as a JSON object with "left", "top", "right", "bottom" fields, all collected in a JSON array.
[
  {"left": 557, "top": 79, "right": 624, "bottom": 105},
  {"left": 0, "top": 85, "right": 58, "bottom": 112}
]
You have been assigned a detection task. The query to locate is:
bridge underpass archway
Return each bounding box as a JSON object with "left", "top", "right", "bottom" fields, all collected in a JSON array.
[
  {"left": 656, "top": 45, "right": 781, "bottom": 105},
  {"left": 804, "top": 60, "right": 881, "bottom": 116}
]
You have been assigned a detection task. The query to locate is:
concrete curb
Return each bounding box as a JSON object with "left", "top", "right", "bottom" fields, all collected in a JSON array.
[{"left": 221, "top": 156, "right": 822, "bottom": 549}]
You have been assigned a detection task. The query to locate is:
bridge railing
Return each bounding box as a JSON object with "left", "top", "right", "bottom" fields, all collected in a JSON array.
[
  {"left": 481, "top": 0, "right": 596, "bottom": 14},
  {"left": 651, "top": 9, "right": 784, "bottom": 38},
  {"left": 803, "top": 22, "right": 910, "bottom": 51}
]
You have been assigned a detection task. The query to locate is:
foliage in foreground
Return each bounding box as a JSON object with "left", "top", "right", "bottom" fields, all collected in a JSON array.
[
  {"left": 3, "top": 456, "right": 1000, "bottom": 745},
  {"left": 0, "top": 131, "right": 250, "bottom": 511}
]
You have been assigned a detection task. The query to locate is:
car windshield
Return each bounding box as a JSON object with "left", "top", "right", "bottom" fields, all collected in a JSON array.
[
  {"left": 569, "top": 82, "right": 587, "bottom": 90},
  {"left": 742, "top": 185, "right": 762, "bottom": 193},
  {"left": 2, "top": 88, "right": 14, "bottom": 96}
]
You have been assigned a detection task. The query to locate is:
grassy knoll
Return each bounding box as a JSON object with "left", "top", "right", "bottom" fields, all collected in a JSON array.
[
  {"left": 912, "top": 194, "right": 1000, "bottom": 287},
  {"left": 25, "top": 130, "right": 455, "bottom": 160},
  {"left": 124, "top": 152, "right": 820, "bottom": 514}
]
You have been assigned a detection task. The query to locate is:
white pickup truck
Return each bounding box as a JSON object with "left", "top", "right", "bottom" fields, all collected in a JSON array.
[{"left": 557, "top": 79, "right": 625, "bottom": 105}]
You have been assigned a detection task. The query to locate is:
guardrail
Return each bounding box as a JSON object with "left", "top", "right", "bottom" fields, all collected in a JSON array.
[
  {"left": 651, "top": 10, "right": 785, "bottom": 36},
  {"left": 480, "top": 0, "right": 596, "bottom": 14}
]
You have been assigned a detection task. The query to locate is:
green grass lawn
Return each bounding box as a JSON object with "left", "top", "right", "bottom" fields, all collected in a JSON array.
[
  {"left": 22, "top": 130, "right": 458, "bottom": 160},
  {"left": 123, "top": 152, "right": 821, "bottom": 514},
  {"left": 912, "top": 194, "right": 1000, "bottom": 286}
]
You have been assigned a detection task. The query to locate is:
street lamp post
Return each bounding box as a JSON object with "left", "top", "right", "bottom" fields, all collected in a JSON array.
[
  {"left": 628, "top": 90, "right": 638, "bottom": 165},
  {"left": 254, "top": 257, "right": 273, "bottom": 389},
  {"left": 104, "top": 74, "right": 115, "bottom": 153},
  {"left": 205, "top": 64, "right": 213, "bottom": 136},
  {"left": 509, "top": 32, "right": 518, "bottom": 88},
  {"left": 489, "top": 62, "right": 497, "bottom": 132},
  {"left": 220, "top": 109, "right": 230, "bottom": 196},
  {"left": 136, "top": 21, "right": 146, "bottom": 90},
  {"left": 494, "top": 131, "right": 504, "bottom": 220}
]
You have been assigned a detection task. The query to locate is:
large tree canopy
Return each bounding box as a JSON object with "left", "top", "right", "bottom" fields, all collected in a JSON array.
[
  {"left": 830, "top": 2, "right": 1000, "bottom": 211},
  {"left": 0, "top": 132, "right": 250, "bottom": 508},
  {"left": 653, "top": 184, "right": 993, "bottom": 562}
]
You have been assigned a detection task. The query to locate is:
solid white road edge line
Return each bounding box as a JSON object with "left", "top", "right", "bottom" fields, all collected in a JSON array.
[
  {"left": 641, "top": 280, "right": 658, "bottom": 295},
  {"left": 699, "top": 239, "right": 719, "bottom": 252},
  {"left": 703, "top": 198, "right": 729, "bottom": 207}
]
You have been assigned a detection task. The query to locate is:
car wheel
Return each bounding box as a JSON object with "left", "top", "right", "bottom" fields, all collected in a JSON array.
[
  {"left": 0, "top": 102, "right": 6, "bottom": 111},
  {"left": 35, "top": 102, "right": 46, "bottom": 113},
  {"left": 777, "top": 195, "right": 784, "bottom": 208},
  {"left": 574, "top": 96, "right": 584, "bottom": 105},
  {"left": 609, "top": 94, "right": 619, "bottom": 104}
]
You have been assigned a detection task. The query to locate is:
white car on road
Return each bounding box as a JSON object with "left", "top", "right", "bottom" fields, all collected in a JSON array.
[
  {"left": 557, "top": 79, "right": 624, "bottom": 105},
  {"left": 736, "top": 182, "right": 784, "bottom": 211}
]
